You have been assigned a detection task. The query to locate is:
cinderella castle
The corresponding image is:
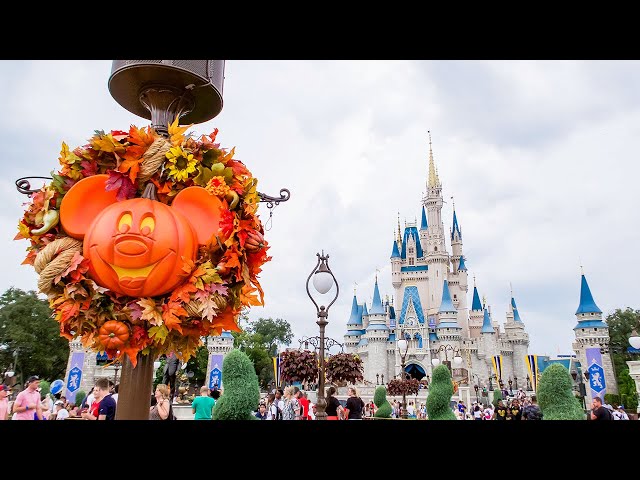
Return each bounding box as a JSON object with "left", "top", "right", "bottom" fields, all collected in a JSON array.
[{"left": 343, "top": 135, "right": 532, "bottom": 390}]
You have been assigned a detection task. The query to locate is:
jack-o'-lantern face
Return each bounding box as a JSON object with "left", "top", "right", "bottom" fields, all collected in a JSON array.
[
  {"left": 60, "top": 175, "right": 224, "bottom": 298},
  {"left": 83, "top": 197, "right": 197, "bottom": 297}
]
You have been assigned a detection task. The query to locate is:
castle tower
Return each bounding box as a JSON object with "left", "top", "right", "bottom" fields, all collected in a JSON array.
[
  {"left": 435, "top": 280, "right": 462, "bottom": 365},
  {"left": 423, "top": 132, "right": 449, "bottom": 312},
  {"left": 479, "top": 306, "right": 498, "bottom": 382},
  {"left": 419, "top": 205, "right": 429, "bottom": 248},
  {"left": 344, "top": 293, "right": 365, "bottom": 354},
  {"left": 391, "top": 228, "right": 402, "bottom": 294},
  {"left": 571, "top": 272, "right": 618, "bottom": 396},
  {"left": 205, "top": 330, "right": 234, "bottom": 390},
  {"left": 364, "top": 277, "right": 390, "bottom": 384},
  {"left": 503, "top": 289, "right": 530, "bottom": 388},
  {"left": 468, "top": 277, "right": 484, "bottom": 338}
]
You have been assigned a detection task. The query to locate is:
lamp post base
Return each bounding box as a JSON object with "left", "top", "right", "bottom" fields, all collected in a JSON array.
[{"left": 115, "top": 353, "right": 154, "bottom": 420}]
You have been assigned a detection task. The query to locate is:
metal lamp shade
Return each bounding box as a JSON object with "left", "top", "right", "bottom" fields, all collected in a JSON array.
[{"left": 108, "top": 60, "right": 225, "bottom": 124}]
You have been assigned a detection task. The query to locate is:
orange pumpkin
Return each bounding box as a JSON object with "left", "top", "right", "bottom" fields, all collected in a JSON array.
[
  {"left": 245, "top": 230, "right": 265, "bottom": 252},
  {"left": 98, "top": 320, "right": 130, "bottom": 350},
  {"left": 60, "top": 175, "right": 224, "bottom": 297}
]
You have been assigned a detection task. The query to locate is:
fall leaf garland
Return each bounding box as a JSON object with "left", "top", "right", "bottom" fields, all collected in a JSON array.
[{"left": 15, "top": 119, "right": 271, "bottom": 366}]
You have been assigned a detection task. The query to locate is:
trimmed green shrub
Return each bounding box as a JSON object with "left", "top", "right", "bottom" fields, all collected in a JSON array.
[
  {"left": 212, "top": 349, "right": 261, "bottom": 420},
  {"left": 373, "top": 386, "right": 392, "bottom": 418},
  {"left": 537, "top": 363, "right": 584, "bottom": 420},
  {"left": 74, "top": 390, "right": 86, "bottom": 407},
  {"left": 604, "top": 393, "right": 620, "bottom": 407},
  {"left": 492, "top": 388, "right": 502, "bottom": 404},
  {"left": 426, "top": 364, "right": 456, "bottom": 420},
  {"left": 39, "top": 380, "right": 51, "bottom": 400}
]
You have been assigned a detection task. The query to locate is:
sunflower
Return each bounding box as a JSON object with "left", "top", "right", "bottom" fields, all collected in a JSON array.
[{"left": 165, "top": 146, "right": 197, "bottom": 182}]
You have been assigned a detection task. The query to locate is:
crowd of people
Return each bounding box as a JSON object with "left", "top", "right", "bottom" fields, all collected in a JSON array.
[{"left": 0, "top": 375, "right": 634, "bottom": 421}]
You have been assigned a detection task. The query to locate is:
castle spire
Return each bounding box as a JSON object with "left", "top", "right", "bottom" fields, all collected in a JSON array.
[
  {"left": 481, "top": 307, "right": 494, "bottom": 334},
  {"left": 420, "top": 205, "right": 428, "bottom": 230},
  {"left": 397, "top": 212, "right": 402, "bottom": 243},
  {"left": 427, "top": 130, "right": 440, "bottom": 188},
  {"left": 369, "top": 277, "right": 385, "bottom": 315},
  {"left": 471, "top": 280, "right": 482, "bottom": 311},
  {"left": 576, "top": 272, "right": 602, "bottom": 314}
]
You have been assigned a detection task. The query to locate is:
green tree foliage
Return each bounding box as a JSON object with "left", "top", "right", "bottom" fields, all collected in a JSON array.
[
  {"left": 492, "top": 388, "right": 503, "bottom": 404},
  {"left": 212, "top": 349, "right": 260, "bottom": 420},
  {"left": 39, "top": 380, "right": 50, "bottom": 399},
  {"left": 232, "top": 314, "right": 293, "bottom": 388},
  {"left": 537, "top": 363, "right": 584, "bottom": 420},
  {"left": 0, "top": 288, "right": 70, "bottom": 385},
  {"left": 605, "top": 307, "right": 640, "bottom": 410},
  {"left": 373, "top": 386, "right": 392, "bottom": 418},
  {"left": 425, "top": 364, "right": 456, "bottom": 420},
  {"left": 74, "top": 390, "right": 86, "bottom": 407},
  {"left": 183, "top": 345, "right": 209, "bottom": 387}
]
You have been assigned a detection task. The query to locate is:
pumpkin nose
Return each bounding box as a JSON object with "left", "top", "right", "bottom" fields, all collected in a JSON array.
[{"left": 115, "top": 239, "right": 148, "bottom": 256}]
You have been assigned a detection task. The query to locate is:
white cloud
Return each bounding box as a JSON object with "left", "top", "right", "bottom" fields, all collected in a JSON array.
[{"left": 1, "top": 60, "right": 638, "bottom": 360}]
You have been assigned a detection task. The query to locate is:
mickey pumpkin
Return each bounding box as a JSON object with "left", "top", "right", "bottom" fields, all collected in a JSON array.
[{"left": 59, "top": 174, "right": 224, "bottom": 297}]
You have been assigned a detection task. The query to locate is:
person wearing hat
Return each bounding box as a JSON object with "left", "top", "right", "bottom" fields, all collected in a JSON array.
[
  {"left": 0, "top": 384, "right": 11, "bottom": 420},
  {"left": 53, "top": 399, "right": 70, "bottom": 420},
  {"left": 612, "top": 405, "right": 629, "bottom": 420},
  {"left": 12, "top": 375, "right": 43, "bottom": 420}
]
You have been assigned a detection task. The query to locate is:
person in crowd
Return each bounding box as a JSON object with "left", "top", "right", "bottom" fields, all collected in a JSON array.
[
  {"left": 324, "top": 386, "right": 344, "bottom": 420},
  {"left": 297, "top": 389, "right": 311, "bottom": 420},
  {"left": 458, "top": 400, "right": 467, "bottom": 420},
  {"left": 522, "top": 395, "right": 543, "bottom": 420},
  {"left": 12, "top": 376, "right": 43, "bottom": 420},
  {"left": 82, "top": 387, "right": 95, "bottom": 410},
  {"left": 192, "top": 385, "right": 216, "bottom": 420},
  {"left": 493, "top": 399, "right": 507, "bottom": 420},
  {"left": 149, "top": 383, "right": 173, "bottom": 420},
  {"left": 344, "top": 386, "right": 365, "bottom": 420},
  {"left": 255, "top": 402, "right": 268, "bottom": 420},
  {"left": 281, "top": 385, "right": 300, "bottom": 420},
  {"left": 82, "top": 377, "right": 116, "bottom": 420},
  {"left": 53, "top": 400, "right": 70, "bottom": 420},
  {"left": 613, "top": 405, "right": 629, "bottom": 420},
  {"left": 0, "top": 384, "right": 11, "bottom": 420},
  {"left": 483, "top": 403, "right": 494, "bottom": 420},
  {"left": 473, "top": 403, "right": 483, "bottom": 420},
  {"left": 407, "top": 401, "right": 416, "bottom": 419},
  {"left": 590, "top": 396, "right": 612, "bottom": 420},
  {"left": 110, "top": 383, "right": 119, "bottom": 404},
  {"left": 309, "top": 402, "right": 316, "bottom": 420},
  {"left": 265, "top": 393, "right": 277, "bottom": 420},
  {"left": 508, "top": 398, "right": 522, "bottom": 420}
]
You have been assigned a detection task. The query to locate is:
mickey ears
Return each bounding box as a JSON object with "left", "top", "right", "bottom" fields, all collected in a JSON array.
[
  {"left": 59, "top": 175, "right": 119, "bottom": 240},
  {"left": 172, "top": 186, "right": 224, "bottom": 245}
]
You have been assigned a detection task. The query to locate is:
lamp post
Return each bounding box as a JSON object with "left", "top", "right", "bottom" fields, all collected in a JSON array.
[
  {"left": 376, "top": 373, "right": 380, "bottom": 385},
  {"left": 397, "top": 336, "right": 409, "bottom": 419},
  {"left": 381, "top": 374, "right": 384, "bottom": 385},
  {"left": 474, "top": 384, "right": 479, "bottom": 403},
  {"left": 431, "top": 344, "right": 463, "bottom": 369},
  {"left": 488, "top": 374, "right": 494, "bottom": 392},
  {"left": 305, "top": 251, "right": 339, "bottom": 421},
  {"left": 514, "top": 376, "right": 518, "bottom": 390},
  {"left": 508, "top": 378, "right": 513, "bottom": 396}
]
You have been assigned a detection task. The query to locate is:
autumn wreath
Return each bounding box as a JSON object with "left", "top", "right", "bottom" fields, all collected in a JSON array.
[{"left": 15, "top": 119, "right": 271, "bottom": 366}]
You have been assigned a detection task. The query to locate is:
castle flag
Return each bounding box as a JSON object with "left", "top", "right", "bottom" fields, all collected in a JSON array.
[
  {"left": 492, "top": 355, "right": 503, "bottom": 381},
  {"left": 526, "top": 354, "right": 539, "bottom": 391}
]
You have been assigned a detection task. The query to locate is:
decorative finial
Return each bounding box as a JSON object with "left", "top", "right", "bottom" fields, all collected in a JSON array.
[
  {"left": 482, "top": 294, "right": 486, "bottom": 308},
  {"left": 473, "top": 274, "right": 476, "bottom": 288},
  {"left": 354, "top": 282, "right": 358, "bottom": 296},
  {"left": 451, "top": 196, "right": 455, "bottom": 211},
  {"left": 375, "top": 267, "right": 380, "bottom": 283},
  {"left": 510, "top": 282, "right": 513, "bottom": 297},
  {"left": 580, "top": 259, "right": 584, "bottom": 275},
  {"left": 397, "top": 212, "right": 402, "bottom": 243},
  {"left": 427, "top": 130, "right": 439, "bottom": 188}
]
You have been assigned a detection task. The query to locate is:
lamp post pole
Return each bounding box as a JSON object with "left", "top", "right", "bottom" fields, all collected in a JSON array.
[
  {"left": 508, "top": 378, "right": 513, "bottom": 396},
  {"left": 306, "top": 252, "right": 339, "bottom": 421},
  {"left": 397, "top": 333, "right": 409, "bottom": 419}
]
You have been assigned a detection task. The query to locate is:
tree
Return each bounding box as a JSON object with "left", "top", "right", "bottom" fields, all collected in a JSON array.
[
  {"left": 373, "top": 386, "right": 392, "bottom": 418},
  {"left": 492, "top": 388, "right": 503, "bottom": 404},
  {"left": 425, "top": 364, "right": 456, "bottom": 420},
  {"left": 232, "top": 314, "right": 293, "bottom": 388},
  {"left": 605, "top": 308, "right": 640, "bottom": 392},
  {"left": 0, "top": 287, "right": 69, "bottom": 385},
  {"left": 212, "top": 349, "right": 260, "bottom": 420},
  {"left": 537, "top": 363, "right": 584, "bottom": 420}
]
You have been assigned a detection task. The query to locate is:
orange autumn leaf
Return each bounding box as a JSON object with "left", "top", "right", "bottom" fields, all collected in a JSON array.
[
  {"left": 210, "top": 307, "right": 242, "bottom": 334},
  {"left": 168, "top": 116, "right": 193, "bottom": 146},
  {"left": 162, "top": 301, "right": 187, "bottom": 332},
  {"left": 120, "top": 345, "right": 141, "bottom": 367},
  {"left": 118, "top": 157, "right": 142, "bottom": 183},
  {"left": 170, "top": 282, "right": 198, "bottom": 304},
  {"left": 240, "top": 284, "right": 263, "bottom": 307}
]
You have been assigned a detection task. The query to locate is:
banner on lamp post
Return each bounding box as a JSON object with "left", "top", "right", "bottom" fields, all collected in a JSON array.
[
  {"left": 585, "top": 347, "right": 606, "bottom": 400},
  {"left": 208, "top": 354, "right": 223, "bottom": 390},
  {"left": 65, "top": 351, "right": 85, "bottom": 403}
]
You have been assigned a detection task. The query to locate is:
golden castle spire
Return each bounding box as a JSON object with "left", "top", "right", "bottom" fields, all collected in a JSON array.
[
  {"left": 397, "top": 212, "right": 402, "bottom": 243},
  {"left": 427, "top": 130, "right": 440, "bottom": 188}
]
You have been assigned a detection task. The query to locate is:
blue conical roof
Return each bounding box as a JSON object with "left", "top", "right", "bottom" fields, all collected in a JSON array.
[
  {"left": 438, "top": 280, "right": 456, "bottom": 313},
  {"left": 471, "top": 286, "right": 482, "bottom": 311},
  {"left": 451, "top": 210, "right": 462, "bottom": 240},
  {"left": 511, "top": 297, "right": 522, "bottom": 322},
  {"left": 369, "top": 280, "right": 385, "bottom": 315},
  {"left": 576, "top": 274, "right": 602, "bottom": 314},
  {"left": 362, "top": 302, "right": 368, "bottom": 317},
  {"left": 346, "top": 295, "right": 362, "bottom": 326},
  {"left": 421, "top": 206, "right": 428, "bottom": 230},
  {"left": 481, "top": 308, "right": 494, "bottom": 334},
  {"left": 221, "top": 330, "right": 233, "bottom": 339},
  {"left": 391, "top": 238, "right": 400, "bottom": 258},
  {"left": 458, "top": 256, "right": 467, "bottom": 271}
]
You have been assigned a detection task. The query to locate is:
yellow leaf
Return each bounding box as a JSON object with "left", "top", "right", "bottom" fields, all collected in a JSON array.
[
  {"left": 148, "top": 325, "right": 169, "bottom": 343},
  {"left": 137, "top": 298, "right": 163, "bottom": 326},
  {"left": 168, "top": 116, "right": 193, "bottom": 146}
]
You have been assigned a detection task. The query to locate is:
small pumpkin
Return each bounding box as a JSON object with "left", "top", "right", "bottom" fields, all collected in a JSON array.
[
  {"left": 98, "top": 320, "right": 130, "bottom": 350},
  {"left": 244, "top": 230, "right": 265, "bottom": 252}
]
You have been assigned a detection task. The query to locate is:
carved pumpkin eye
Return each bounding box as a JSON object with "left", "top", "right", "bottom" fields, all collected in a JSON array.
[
  {"left": 118, "top": 212, "right": 133, "bottom": 233},
  {"left": 140, "top": 215, "right": 155, "bottom": 236}
]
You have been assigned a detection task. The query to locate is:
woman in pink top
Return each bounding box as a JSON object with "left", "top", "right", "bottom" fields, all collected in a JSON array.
[
  {"left": 13, "top": 376, "right": 44, "bottom": 420},
  {"left": 0, "top": 384, "right": 11, "bottom": 420}
]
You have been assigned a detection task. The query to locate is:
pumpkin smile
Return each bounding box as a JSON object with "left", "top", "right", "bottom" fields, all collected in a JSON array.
[{"left": 109, "top": 261, "right": 159, "bottom": 282}]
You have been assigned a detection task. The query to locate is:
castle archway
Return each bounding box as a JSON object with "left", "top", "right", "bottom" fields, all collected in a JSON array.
[{"left": 405, "top": 362, "right": 426, "bottom": 380}]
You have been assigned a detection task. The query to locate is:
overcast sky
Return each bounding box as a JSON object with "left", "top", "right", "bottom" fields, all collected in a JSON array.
[{"left": 1, "top": 60, "right": 638, "bottom": 358}]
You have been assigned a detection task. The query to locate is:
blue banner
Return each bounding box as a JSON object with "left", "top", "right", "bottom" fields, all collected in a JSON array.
[
  {"left": 585, "top": 347, "right": 606, "bottom": 400},
  {"left": 208, "top": 354, "right": 223, "bottom": 390},
  {"left": 65, "top": 351, "right": 85, "bottom": 403}
]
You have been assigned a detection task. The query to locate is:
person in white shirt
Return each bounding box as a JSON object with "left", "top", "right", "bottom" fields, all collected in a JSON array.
[
  {"left": 54, "top": 400, "right": 69, "bottom": 420},
  {"left": 613, "top": 406, "right": 629, "bottom": 420}
]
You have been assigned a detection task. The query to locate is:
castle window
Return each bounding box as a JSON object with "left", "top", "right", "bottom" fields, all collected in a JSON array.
[
  {"left": 409, "top": 247, "right": 414, "bottom": 255},
  {"left": 594, "top": 328, "right": 598, "bottom": 331},
  {"left": 409, "top": 258, "right": 415, "bottom": 266},
  {"left": 453, "top": 294, "right": 457, "bottom": 300},
  {"left": 435, "top": 246, "right": 438, "bottom": 251}
]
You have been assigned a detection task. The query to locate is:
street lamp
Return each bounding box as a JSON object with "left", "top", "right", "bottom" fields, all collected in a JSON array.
[
  {"left": 514, "top": 376, "right": 518, "bottom": 390},
  {"left": 431, "top": 344, "right": 463, "bottom": 369},
  {"left": 305, "top": 251, "right": 339, "bottom": 421},
  {"left": 474, "top": 384, "right": 479, "bottom": 403},
  {"left": 630, "top": 329, "right": 640, "bottom": 349},
  {"left": 397, "top": 336, "right": 409, "bottom": 419},
  {"left": 488, "top": 374, "right": 495, "bottom": 392},
  {"left": 508, "top": 378, "right": 513, "bottom": 396}
]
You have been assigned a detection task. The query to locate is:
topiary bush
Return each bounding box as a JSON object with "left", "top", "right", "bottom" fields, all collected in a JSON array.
[
  {"left": 373, "top": 386, "right": 392, "bottom": 418},
  {"left": 537, "top": 363, "right": 584, "bottom": 420},
  {"left": 425, "top": 364, "right": 456, "bottom": 420},
  {"left": 39, "top": 380, "right": 51, "bottom": 400},
  {"left": 212, "top": 349, "right": 261, "bottom": 420},
  {"left": 74, "top": 389, "right": 86, "bottom": 407},
  {"left": 492, "top": 387, "right": 502, "bottom": 404}
]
